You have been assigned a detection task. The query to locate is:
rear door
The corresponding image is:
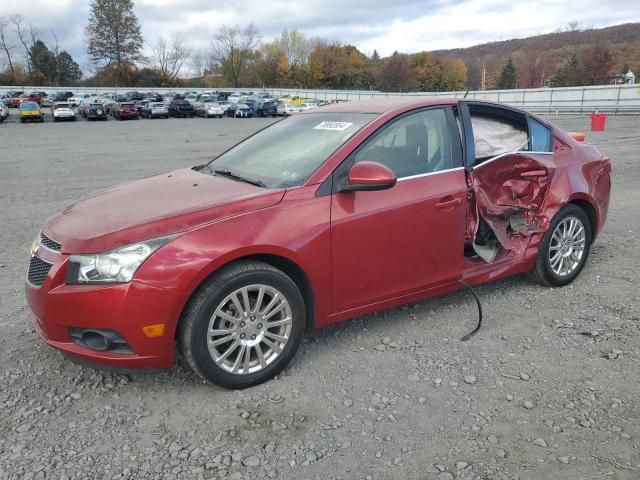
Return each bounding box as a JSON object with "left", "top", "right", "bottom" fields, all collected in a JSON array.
[
  {"left": 461, "top": 103, "right": 557, "bottom": 258},
  {"left": 330, "top": 107, "right": 467, "bottom": 313}
]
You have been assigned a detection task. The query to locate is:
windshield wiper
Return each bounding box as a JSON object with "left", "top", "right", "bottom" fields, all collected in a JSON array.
[{"left": 213, "top": 169, "right": 267, "bottom": 188}]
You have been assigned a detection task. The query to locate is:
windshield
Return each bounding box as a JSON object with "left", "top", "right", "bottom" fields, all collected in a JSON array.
[
  {"left": 202, "top": 113, "right": 376, "bottom": 188},
  {"left": 21, "top": 102, "right": 38, "bottom": 109},
  {"left": 57, "top": 103, "right": 70, "bottom": 108}
]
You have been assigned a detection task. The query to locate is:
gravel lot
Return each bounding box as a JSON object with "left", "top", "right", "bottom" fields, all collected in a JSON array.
[{"left": 0, "top": 112, "right": 638, "bottom": 480}]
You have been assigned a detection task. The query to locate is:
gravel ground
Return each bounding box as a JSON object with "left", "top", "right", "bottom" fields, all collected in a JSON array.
[{"left": 0, "top": 112, "right": 638, "bottom": 480}]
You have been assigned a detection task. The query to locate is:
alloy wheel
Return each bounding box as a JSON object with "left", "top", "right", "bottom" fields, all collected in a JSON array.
[
  {"left": 206, "top": 284, "right": 293, "bottom": 375},
  {"left": 548, "top": 216, "right": 586, "bottom": 276}
]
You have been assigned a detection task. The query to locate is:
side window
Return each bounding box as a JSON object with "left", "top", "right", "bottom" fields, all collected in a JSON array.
[
  {"left": 528, "top": 117, "right": 552, "bottom": 152},
  {"left": 354, "top": 108, "right": 452, "bottom": 178}
]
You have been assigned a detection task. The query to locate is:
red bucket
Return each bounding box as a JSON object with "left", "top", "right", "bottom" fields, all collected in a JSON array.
[{"left": 590, "top": 113, "right": 607, "bottom": 131}]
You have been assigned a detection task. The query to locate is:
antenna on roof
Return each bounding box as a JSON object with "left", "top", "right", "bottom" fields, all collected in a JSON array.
[{"left": 463, "top": 90, "right": 470, "bottom": 98}]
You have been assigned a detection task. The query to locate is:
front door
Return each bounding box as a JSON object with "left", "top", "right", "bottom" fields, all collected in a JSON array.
[{"left": 330, "top": 107, "right": 467, "bottom": 313}]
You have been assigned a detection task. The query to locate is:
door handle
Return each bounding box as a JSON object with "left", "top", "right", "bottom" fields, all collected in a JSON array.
[{"left": 435, "top": 197, "right": 462, "bottom": 209}]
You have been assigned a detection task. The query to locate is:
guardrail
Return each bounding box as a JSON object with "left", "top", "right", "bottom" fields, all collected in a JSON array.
[{"left": 2, "top": 83, "right": 640, "bottom": 113}]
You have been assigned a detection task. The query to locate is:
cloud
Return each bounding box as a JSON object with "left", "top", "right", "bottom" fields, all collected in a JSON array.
[{"left": 1, "top": 0, "right": 639, "bottom": 70}]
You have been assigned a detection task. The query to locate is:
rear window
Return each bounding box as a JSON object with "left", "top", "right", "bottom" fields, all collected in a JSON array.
[
  {"left": 121, "top": 103, "right": 135, "bottom": 108},
  {"left": 152, "top": 103, "right": 165, "bottom": 107},
  {"left": 21, "top": 102, "right": 38, "bottom": 109},
  {"left": 57, "top": 103, "right": 70, "bottom": 108},
  {"left": 175, "top": 100, "right": 189, "bottom": 105}
]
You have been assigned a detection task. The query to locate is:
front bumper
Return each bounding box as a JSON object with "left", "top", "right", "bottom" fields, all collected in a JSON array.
[{"left": 25, "top": 247, "right": 184, "bottom": 370}]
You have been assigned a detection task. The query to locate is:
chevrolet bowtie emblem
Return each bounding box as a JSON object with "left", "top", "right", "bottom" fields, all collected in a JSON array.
[{"left": 30, "top": 241, "right": 39, "bottom": 257}]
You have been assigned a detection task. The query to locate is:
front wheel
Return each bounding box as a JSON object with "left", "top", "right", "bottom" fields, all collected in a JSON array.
[
  {"left": 530, "top": 204, "right": 592, "bottom": 287},
  {"left": 179, "top": 261, "right": 306, "bottom": 389}
]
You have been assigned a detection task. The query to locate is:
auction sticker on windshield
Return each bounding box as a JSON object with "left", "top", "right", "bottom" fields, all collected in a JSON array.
[{"left": 313, "top": 121, "right": 354, "bottom": 131}]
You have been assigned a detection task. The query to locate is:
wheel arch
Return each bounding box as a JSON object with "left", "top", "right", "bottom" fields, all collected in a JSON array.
[
  {"left": 566, "top": 195, "right": 598, "bottom": 240},
  {"left": 176, "top": 252, "right": 317, "bottom": 338}
]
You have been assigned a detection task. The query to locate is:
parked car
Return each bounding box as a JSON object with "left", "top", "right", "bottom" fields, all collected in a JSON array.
[
  {"left": 51, "top": 102, "right": 76, "bottom": 122},
  {"left": 169, "top": 99, "right": 195, "bottom": 118},
  {"left": 227, "top": 92, "right": 242, "bottom": 103},
  {"left": 300, "top": 103, "right": 319, "bottom": 111},
  {"left": 195, "top": 101, "right": 225, "bottom": 118},
  {"left": 81, "top": 102, "right": 108, "bottom": 121},
  {"left": 19, "top": 101, "right": 44, "bottom": 122},
  {"left": 24, "top": 99, "right": 612, "bottom": 389},
  {"left": 0, "top": 103, "right": 8, "bottom": 122},
  {"left": 113, "top": 102, "right": 140, "bottom": 120},
  {"left": 277, "top": 103, "right": 302, "bottom": 116},
  {"left": 123, "top": 91, "right": 145, "bottom": 101},
  {"left": 67, "top": 96, "right": 86, "bottom": 108},
  {"left": 259, "top": 100, "right": 279, "bottom": 117},
  {"left": 1, "top": 91, "right": 22, "bottom": 106},
  {"left": 9, "top": 92, "right": 43, "bottom": 108},
  {"left": 51, "top": 91, "right": 74, "bottom": 102},
  {"left": 140, "top": 102, "right": 169, "bottom": 119},
  {"left": 225, "top": 102, "right": 253, "bottom": 118}
]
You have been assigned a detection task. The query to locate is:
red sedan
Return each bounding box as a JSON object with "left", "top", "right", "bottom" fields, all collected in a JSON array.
[
  {"left": 113, "top": 102, "right": 140, "bottom": 120},
  {"left": 9, "top": 92, "right": 42, "bottom": 108},
  {"left": 25, "top": 98, "right": 611, "bottom": 388}
]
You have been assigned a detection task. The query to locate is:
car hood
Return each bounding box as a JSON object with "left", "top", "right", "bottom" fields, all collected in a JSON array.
[{"left": 44, "top": 167, "right": 285, "bottom": 254}]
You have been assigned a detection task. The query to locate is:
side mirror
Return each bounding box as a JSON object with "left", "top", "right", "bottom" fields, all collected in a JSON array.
[{"left": 338, "top": 161, "right": 397, "bottom": 193}]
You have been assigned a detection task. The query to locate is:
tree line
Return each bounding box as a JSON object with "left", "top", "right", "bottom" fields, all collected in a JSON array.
[{"left": 1, "top": 0, "right": 635, "bottom": 91}]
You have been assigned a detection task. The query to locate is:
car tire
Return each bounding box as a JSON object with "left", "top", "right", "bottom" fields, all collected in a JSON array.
[
  {"left": 179, "top": 260, "right": 306, "bottom": 389},
  {"left": 529, "top": 204, "right": 592, "bottom": 287}
]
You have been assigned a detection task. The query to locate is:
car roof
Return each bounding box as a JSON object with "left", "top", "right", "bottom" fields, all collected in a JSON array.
[{"left": 312, "top": 97, "right": 458, "bottom": 115}]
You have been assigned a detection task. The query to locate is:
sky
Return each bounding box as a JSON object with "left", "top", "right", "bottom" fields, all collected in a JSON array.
[{"left": 1, "top": 0, "right": 639, "bottom": 74}]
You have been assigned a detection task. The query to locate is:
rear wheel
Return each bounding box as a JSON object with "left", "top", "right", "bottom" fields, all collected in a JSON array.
[
  {"left": 530, "top": 204, "right": 592, "bottom": 287},
  {"left": 179, "top": 261, "right": 305, "bottom": 389}
]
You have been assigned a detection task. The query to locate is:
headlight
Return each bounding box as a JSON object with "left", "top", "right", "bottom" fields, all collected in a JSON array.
[{"left": 66, "top": 235, "right": 176, "bottom": 284}]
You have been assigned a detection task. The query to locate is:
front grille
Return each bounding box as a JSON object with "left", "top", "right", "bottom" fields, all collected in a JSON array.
[
  {"left": 27, "top": 256, "right": 52, "bottom": 286},
  {"left": 39, "top": 232, "right": 61, "bottom": 251}
]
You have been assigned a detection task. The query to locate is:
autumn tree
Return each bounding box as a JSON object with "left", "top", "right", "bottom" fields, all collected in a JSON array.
[
  {"left": 497, "top": 57, "right": 517, "bottom": 89},
  {"left": 578, "top": 45, "right": 614, "bottom": 85},
  {"left": 86, "top": 0, "right": 143, "bottom": 77},
  {"left": 211, "top": 24, "right": 260, "bottom": 87},
  {"left": 377, "top": 53, "right": 412, "bottom": 92},
  {"left": 309, "top": 42, "right": 370, "bottom": 89},
  {"left": 255, "top": 41, "right": 287, "bottom": 87},
  {"left": 151, "top": 33, "right": 189, "bottom": 85}
]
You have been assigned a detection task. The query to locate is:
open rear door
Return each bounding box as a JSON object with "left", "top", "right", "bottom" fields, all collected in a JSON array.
[
  {"left": 468, "top": 153, "right": 555, "bottom": 260},
  {"left": 460, "top": 102, "right": 558, "bottom": 262}
]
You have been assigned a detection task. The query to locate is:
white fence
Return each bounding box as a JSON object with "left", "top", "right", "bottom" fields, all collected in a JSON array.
[{"left": 3, "top": 83, "right": 640, "bottom": 113}]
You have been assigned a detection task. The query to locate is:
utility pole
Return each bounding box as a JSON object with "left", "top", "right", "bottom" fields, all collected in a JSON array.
[{"left": 481, "top": 65, "right": 486, "bottom": 91}]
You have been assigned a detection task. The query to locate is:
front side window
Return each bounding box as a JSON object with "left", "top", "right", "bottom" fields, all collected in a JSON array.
[
  {"left": 203, "top": 113, "right": 376, "bottom": 188},
  {"left": 354, "top": 108, "right": 453, "bottom": 178}
]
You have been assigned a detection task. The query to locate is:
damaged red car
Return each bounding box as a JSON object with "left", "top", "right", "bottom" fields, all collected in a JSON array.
[{"left": 25, "top": 98, "right": 611, "bottom": 388}]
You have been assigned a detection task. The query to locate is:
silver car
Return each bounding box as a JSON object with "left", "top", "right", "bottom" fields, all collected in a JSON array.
[
  {"left": 52, "top": 102, "right": 76, "bottom": 122},
  {"left": 141, "top": 102, "right": 169, "bottom": 119},
  {"left": 195, "top": 101, "right": 225, "bottom": 118}
]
